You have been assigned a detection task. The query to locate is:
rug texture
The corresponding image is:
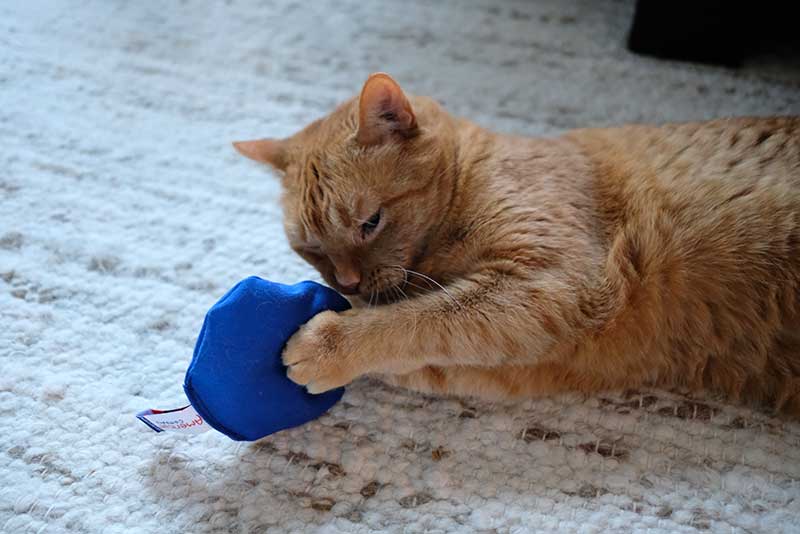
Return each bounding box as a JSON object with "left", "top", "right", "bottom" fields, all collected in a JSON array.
[{"left": 2, "top": 1, "right": 800, "bottom": 533}]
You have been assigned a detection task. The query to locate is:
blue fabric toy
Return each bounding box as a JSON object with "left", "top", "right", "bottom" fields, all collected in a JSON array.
[{"left": 183, "top": 276, "right": 350, "bottom": 441}]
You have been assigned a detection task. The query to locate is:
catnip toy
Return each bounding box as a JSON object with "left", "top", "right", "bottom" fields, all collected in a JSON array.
[{"left": 140, "top": 276, "right": 350, "bottom": 441}]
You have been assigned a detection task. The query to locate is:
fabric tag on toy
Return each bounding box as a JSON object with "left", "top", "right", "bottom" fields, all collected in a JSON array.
[{"left": 137, "top": 405, "right": 210, "bottom": 434}]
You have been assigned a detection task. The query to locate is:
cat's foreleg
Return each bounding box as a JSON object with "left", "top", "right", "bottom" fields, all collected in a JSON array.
[{"left": 282, "top": 267, "right": 579, "bottom": 394}]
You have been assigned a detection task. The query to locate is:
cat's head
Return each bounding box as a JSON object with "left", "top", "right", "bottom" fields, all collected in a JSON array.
[{"left": 234, "top": 73, "right": 455, "bottom": 302}]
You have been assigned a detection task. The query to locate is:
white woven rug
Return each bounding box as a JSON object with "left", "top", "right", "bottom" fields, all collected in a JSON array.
[{"left": 3, "top": 1, "right": 800, "bottom": 532}]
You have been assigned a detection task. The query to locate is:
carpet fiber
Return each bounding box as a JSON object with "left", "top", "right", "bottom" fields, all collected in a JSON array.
[{"left": 2, "top": 1, "right": 800, "bottom": 532}]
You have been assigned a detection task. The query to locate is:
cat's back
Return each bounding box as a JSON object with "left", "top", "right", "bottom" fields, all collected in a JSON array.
[
  {"left": 568, "top": 116, "right": 800, "bottom": 208},
  {"left": 566, "top": 117, "right": 800, "bottom": 408},
  {"left": 567, "top": 117, "right": 800, "bottom": 249}
]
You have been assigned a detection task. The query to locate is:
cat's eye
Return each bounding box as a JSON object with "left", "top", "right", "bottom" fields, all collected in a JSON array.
[{"left": 361, "top": 209, "right": 382, "bottom": 236}]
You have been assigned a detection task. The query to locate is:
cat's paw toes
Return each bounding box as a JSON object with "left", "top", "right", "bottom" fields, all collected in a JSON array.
[
  {"left": 288, "top": 361, "right": 348, "bottom": 394},
  {"left": 282, "top": 311, "right": 355, "bottom": 393}
]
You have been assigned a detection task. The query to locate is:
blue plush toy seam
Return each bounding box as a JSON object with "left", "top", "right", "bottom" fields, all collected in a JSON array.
[
  {"left": 182, "top": 278, "right": 252, "bottom": 441},
  {"left": 183, "top": 379, "right": 247, "bottom": 441}
]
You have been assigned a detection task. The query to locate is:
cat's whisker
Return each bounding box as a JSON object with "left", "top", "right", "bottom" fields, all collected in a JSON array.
[
  {"left": 388, "top": 265, "right": 435, "bottom": 293},
  {"left": 395, "top": 285, "right": 410, "bottom": 301},
  {"left": 403, "top": 279, "right": 435, "bottom": 293},
  {"left": 401, "top": 267, "right": 462, "bottom": 310},
  {"left": 386, "top": 264, "right": 461, "bottom": 309}
]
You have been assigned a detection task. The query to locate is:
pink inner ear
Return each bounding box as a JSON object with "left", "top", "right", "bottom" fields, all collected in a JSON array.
[
  {"left": 357, "top": 73, "right": 417, "bottom": 145},
  {"left": 378, "top": 93, "right": 414, "bottom": 128}
]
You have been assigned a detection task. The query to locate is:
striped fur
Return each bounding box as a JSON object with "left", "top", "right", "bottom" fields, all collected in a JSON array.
[{"left": 236, "top": 75, "right": 800, "bottom": 416}]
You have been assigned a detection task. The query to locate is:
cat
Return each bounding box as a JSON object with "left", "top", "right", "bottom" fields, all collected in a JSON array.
[{"left": 234, "top": 73, "right": 800, "bottom": 416}]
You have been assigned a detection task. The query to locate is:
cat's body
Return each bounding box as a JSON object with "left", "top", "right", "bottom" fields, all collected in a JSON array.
[
  {"left": 388, "top": 117, "right": 800, "bottom": 412},
  {"left": 235, "top": 74, "right": 800, "bottom": 415}
]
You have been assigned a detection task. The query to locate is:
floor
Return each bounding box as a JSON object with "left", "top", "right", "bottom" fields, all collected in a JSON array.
[{"left": 2, "top": 1, "right": 800, "bottom": 532}]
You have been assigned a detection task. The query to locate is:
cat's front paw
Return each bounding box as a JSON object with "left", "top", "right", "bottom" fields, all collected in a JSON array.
[{"left": 282, "top": 311, "right": 359, "bottom": 394}]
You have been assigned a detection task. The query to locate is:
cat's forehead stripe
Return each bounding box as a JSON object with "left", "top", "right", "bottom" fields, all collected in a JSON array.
[
  {"left": 299, "top": 177, "right": 326, "bottom": 236},
  {"left": 383, "top": 177, "right": 437, "bottom": 206},
  {"left": 334, "top": 205, "right": 352, "bottom": 227}
]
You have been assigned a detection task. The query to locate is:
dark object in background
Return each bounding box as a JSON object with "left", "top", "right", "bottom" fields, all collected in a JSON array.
[{"left": 627, "top": 0, "right": 800, "bottom": 67}]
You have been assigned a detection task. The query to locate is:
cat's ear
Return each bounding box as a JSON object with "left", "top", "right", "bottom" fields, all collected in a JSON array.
[
  {"left": 232, "top": 138, "right": 288, "bottom": 171},
  {"left": 356, "top": 73, "right": 418, "bottom": 146}
]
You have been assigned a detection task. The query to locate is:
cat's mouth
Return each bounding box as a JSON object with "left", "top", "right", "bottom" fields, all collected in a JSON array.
[{"left": 349, "top": 265, "right": 410, "bottom": 305}]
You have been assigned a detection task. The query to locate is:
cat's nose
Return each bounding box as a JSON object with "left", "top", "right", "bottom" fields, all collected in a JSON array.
[{"left": 335, "top": 269, "right": 361, "bottom": 295}]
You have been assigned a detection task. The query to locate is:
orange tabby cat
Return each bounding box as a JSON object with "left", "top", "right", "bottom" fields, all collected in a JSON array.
[{"left": 235, "top": 73, "right": 800, "bottom": 415}]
